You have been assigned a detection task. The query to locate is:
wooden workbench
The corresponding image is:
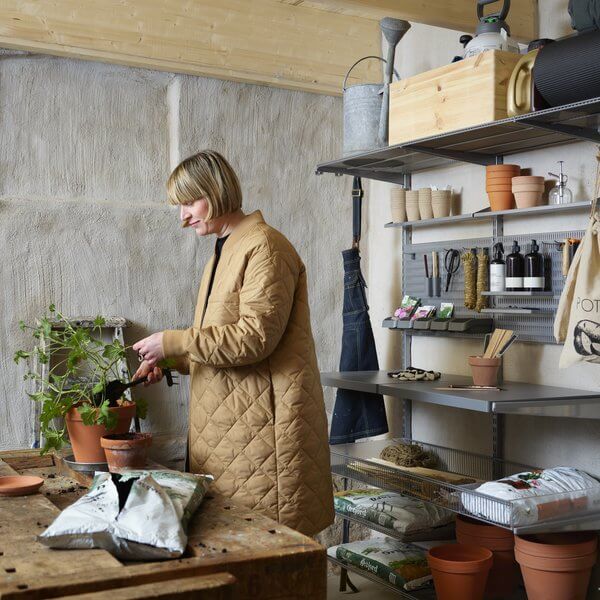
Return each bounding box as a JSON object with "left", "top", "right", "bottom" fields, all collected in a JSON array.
[{"left": 0, "top": 450, "right": 326, "bottom": 599}]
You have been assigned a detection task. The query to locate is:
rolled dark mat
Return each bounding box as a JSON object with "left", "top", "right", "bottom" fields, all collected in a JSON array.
[{"left": 533, "top": 29, "right": 600, "bottom": 106}]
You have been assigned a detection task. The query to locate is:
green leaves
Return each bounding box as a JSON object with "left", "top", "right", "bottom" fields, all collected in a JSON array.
[
  {"left": 102, "top": 339, "right": 125, "bottom": 362},
  {"left": 13, "top": 349, "right": 31, "bottom": 364},
  {"left": 135, "top": 397, "right": 148, "bottom": 420},
  {"left": 15, "top": 304, "right": 148, "bottom": 455},
  {"left": 78, "top": 403, "right": 97, "bottom": 426}
]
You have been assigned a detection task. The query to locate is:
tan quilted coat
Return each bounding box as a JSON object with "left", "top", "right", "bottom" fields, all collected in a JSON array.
[{"left": 162, "top": 211, "right": 334, "bottom": 535}]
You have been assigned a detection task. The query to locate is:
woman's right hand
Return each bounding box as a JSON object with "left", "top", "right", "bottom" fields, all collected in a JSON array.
[{"left": 133, "top": 360, "right": 164, "bottom": 386}]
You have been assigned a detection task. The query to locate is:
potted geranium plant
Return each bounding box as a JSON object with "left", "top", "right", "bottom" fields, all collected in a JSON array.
[{"left": 14, "top": 304, "right": 146, "bottom": 463}]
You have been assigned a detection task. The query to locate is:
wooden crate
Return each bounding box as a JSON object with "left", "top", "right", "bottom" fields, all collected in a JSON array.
[{"left": 389, "top": 50, "right": 522, "bottom": 146}]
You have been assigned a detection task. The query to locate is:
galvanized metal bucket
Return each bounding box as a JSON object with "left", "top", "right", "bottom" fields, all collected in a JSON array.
[{"left": 343, "top": 56, "right": 393, "bottom": 157}]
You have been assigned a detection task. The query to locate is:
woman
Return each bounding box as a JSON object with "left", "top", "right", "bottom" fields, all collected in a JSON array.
[{"left": 133, "top": 150, "right": 334, "bottom": 536}]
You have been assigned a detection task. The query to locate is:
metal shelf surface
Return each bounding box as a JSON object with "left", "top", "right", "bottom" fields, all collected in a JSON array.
[
  {"left": 331, "top": 438, "right": 600, "bottom": 535},
  {"left": 321, "top": 370, "right": 600, "bottom": 418},
  {"left": 384, "top": 201, "right": 592, "bottom": 229},
  {"left": 316, "top": 98, "right": 600, "bottom": 180},
  {"left": 481, "top": 291, "right": 554, "bottom": 297},
  {"left": 334, "top": 509, "right": 455, "bottom": 544}
]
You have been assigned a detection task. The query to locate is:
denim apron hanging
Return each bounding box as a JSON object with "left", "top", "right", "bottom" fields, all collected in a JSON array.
[{"left": 329, "top": 178, "right": 388, "bottom": 444}]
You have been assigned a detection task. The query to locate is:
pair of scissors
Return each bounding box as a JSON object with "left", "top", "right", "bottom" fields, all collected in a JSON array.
[{"left": 444, "top": 249, "right": 460, "bottom": 292}]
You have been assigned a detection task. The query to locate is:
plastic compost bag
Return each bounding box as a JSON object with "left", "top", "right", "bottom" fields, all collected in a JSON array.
[
  {"left": 38, "top": 469, "right": 213, "bottom": 560},
  {"left": 554, "top": 195, "right": 600, "bottom": 367}
]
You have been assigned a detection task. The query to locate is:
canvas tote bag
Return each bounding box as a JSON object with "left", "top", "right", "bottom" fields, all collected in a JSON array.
[{"left": 554, "top": 151, "right": 600, "bottom": 367}]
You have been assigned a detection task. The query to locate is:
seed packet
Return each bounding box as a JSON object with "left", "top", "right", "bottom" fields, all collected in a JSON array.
[
  {"left": 394, "top": 296, "right": 420, "bottom": 320},
  {"left": 411, "top": 306, "right": 436, "bottom": 320},
  {"left": 438, "top": 302, "right": 454, "bottom": 319}
]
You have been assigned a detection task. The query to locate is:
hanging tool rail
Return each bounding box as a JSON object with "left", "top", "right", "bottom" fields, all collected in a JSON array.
[{"left": 400, "top": 227, "right": 585, "bottom": 344}]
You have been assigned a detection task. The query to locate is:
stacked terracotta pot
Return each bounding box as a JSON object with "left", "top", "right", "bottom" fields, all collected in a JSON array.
[
  {"left": 515, "top": 532, "right": 598, "bottom": 600},
  {"left": 512, "top": 175, "right": 545, "bottom": 208},
  {"left": 486, "top": 164, "right": 520, "bottom": 211},
  {"left": 456, "top": 516, "right": 520, "bottom": 599}
]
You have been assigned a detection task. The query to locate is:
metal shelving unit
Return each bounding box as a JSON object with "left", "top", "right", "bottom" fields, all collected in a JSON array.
[
  {"left": 319, "top": 99, "right": 600, "bottom": 597},
  {"left": 330, "top": 438, "right": 600, "bottom": 535},
  {"left": 316, "top": 98, "right": 600, "bottom": 182}
]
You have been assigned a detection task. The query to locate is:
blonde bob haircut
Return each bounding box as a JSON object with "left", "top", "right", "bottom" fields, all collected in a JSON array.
[{"left": 167, "top": 150, "right": 242, "bottom": 220}]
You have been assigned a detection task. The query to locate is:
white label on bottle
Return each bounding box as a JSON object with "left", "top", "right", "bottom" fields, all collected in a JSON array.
[
  {"left": 490, "top": 266, "right": 506, "bottom": 292},
  {"left": 506, "top": 277, "right": 523, "bottom": 288},
  {"left": 524, "top": 277, "right": 544, "bottom": 289}
]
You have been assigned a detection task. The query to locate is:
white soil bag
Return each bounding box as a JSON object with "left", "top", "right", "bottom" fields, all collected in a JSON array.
[{"left": 39, "top": 470, "right": 213, "bottom": 560}]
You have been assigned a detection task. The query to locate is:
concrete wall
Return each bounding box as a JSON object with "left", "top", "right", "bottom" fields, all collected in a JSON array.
[
  {"left": 368, "top": 0, "right": 600, "bottom": 475},
  {"left": 0, "top": 51, "right": 350, "bottom": 464}
]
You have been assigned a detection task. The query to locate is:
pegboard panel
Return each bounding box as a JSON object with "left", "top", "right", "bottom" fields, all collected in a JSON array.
[{"left": 402, "top": 229, "right": 585, "bottom": 344}]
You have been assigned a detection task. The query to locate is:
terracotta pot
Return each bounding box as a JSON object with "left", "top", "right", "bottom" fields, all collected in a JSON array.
[
  {"left": 487, "top": 173, "right": 519, "bottom": 182},
  {"left": 486, "top": 184, "right": 513, "bottom": 192},
  {"left": 101, "top": 432, "right": 152, "bottom": 471},
  {"left": 486, "top": 164, "right": 520, "bottom": 173},
  {"left": 488, "top": 191, "right": 514, "bottom": 211},
  {"left": 512, "top": 175, "right": 544, "bottom": 186},
  {"left": 515, "top": 533, "right": 598, "bottom": 600},
  {"left": 65, "top": 403, "right": 136, "bottom": 463},
  {"left": 514, "top": 191, "right": 543, "bottom": 208},
  {"left": 427, "top": 544, "right": 493, "bottom": 600},
  {"left": 469, "top": 356, "right": 501, "bottom": 386},
  {"left": 456, "top": 516, "right": 520, "bottom": 599}
]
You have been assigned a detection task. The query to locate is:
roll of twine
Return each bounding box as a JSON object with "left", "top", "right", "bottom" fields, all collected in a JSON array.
[
  {"left": 476, "top": 250, "right": 489, "bottom": 312},
  {"left": 380, "top": 443, "right": 438, "bottom": 468},
  {"left": 462, "top": 251, "right": 477, "bottom": 310}
]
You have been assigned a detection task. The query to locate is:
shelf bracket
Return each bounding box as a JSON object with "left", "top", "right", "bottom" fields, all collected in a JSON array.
[
  {"left": 519, "top": 119, "right": 600, "bottom": 144},
  {"left": 403, "top": 144, "right": 500, "bottom": 166}
]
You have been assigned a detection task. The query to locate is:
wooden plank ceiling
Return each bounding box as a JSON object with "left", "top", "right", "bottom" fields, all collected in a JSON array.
[{"left": 0, "top": 0, "right": 538, "bottom": 96}]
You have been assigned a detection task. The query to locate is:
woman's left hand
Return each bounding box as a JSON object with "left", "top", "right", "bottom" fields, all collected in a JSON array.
[{"left": 133, "top": 332, "right": 165, "bottom": 368}]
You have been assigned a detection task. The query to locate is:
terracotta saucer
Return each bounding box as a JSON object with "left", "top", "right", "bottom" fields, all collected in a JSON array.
[{"left": 0, "top": 475, "right": 44, "bottom": 496}]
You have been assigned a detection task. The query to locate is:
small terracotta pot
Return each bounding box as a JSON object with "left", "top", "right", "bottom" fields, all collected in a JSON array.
[
  {"left": 486, "top": 164, "right": 520, "bottom": 173},
  {"left": 456, "top": 516, "right": 520, "bottom": 599},
  {"left": 101, "top": 432, "right": 152, "bottom": 471},
  {"left": 514, "top": 191, "right": 542, "bottom": 208},
  {"left": 427, "top": 544, "right": 493, "bottom": 600},
  {"left": 66, "top": 403, "right": 136, "bottom": 463},
  {"left": 487, "top": 174, "right": 518, "bottom": 183},
  {"left": 488, "top": 191, "right": 514, "bottom": 211},
  {"left": 512, "top": 175, "right": 544, "bottom": 186},
  {"left": 469, "top": 356, "right": 501, "bottom": 386},
  {"left": 486, "top": 184, "right": 513, "bottom": 192},
  {"left": 515, "top": 533, "right": 598, "bottom": 600}
]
